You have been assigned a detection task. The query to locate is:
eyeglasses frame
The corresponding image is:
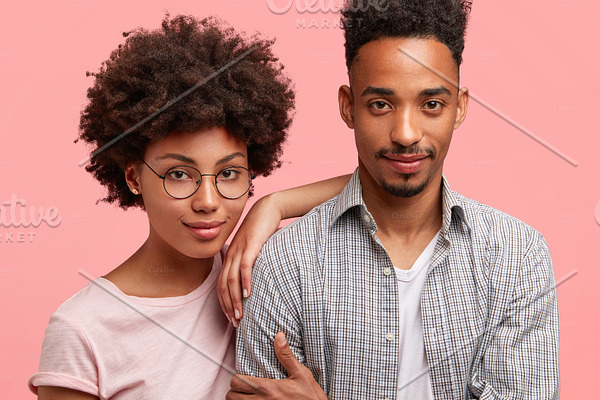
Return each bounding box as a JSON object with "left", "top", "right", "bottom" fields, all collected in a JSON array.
[{"left": 140, "top": 159, "right": 254, "bottom": 200}]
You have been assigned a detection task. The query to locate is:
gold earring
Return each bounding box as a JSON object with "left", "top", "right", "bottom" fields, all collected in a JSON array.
[{"left": 131, "top": 188, "right": 139, "bottom": 195}]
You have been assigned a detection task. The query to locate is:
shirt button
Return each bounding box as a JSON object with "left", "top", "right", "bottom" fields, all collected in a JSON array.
[
  {"left": 363, "top": 214, "right": 371, "bottom": 224},
  {"left": 385, "top": 332, "right": 394, "bottom": 342},
  {"left": 383, "top": 267, "right": 392, "bottom": 276}
]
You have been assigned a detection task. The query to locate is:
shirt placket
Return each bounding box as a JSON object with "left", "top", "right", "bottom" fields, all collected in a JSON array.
[
  {"left": 362, "top": 210, "right": 401, "bottom": 400},
  {"left": 422, "top": 236, "right": 458, "bottom": 400}
]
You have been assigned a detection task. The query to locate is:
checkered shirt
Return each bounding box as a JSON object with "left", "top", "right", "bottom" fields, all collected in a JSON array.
[{"left": 236, "top": 169, "right": 560, "bottom": 399}]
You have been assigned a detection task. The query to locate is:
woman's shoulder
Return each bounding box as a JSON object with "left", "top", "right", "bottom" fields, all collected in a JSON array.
[
  {"left": 53, "top": 279, "right": 113, "bottom": 320},
  {"left": 49, "top": 277, "right": 151, "bottom": 331}
]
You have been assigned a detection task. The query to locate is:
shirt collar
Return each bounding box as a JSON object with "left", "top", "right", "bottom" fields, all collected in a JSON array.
[
  {"left": 331, "top": 168, "right": 470, "bottom": 234},
  {"left": 440, "top": 175, "right": 470, "bottom": 235},
  {"left": 331, "top": 168, "right": 365, "bottom": 224}
]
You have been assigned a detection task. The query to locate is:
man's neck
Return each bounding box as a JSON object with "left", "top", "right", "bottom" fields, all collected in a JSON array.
[
  {"left": 358, "top": 168, "right": 444, "bottom": 269},
  {"left": 359, "top": 170, "right": 443, "bottom": 242}
]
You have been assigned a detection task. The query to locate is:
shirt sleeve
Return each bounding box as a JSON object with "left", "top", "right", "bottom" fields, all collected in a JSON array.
[
  {"left": 470, "top": 232, "right": 560, "bottom": 399},
  {"left": 235, "top": 250, "right": 305, "bottom": 379},
  {"left": 28, "top": 312, "right": 99, "bottom": 396}
]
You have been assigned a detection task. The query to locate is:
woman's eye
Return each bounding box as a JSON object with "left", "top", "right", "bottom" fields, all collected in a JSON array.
[
  {"left": 219, "top": 169, "right": 239, "bottom": 180},
  {"left": 167, "top": 170, "right": 190, "bottom": 180}
]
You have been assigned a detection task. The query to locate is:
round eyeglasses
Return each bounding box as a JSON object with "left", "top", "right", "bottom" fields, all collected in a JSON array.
[{"left": 142, "top": 160, "right": 254, "bottom": 200}]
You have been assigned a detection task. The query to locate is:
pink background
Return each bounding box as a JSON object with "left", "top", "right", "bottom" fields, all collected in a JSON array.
[{"left": 1, "top": 0, "right": 597, "bottom": 398}]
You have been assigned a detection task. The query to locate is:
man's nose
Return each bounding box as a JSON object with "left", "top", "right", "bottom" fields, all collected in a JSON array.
[{"left": 390, "top": 108, "right": 423, "bottom": 147}]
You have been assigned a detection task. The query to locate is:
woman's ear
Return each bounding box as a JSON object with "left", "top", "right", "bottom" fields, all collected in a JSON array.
[{"left": 125, "top": 163, "right": 142, "bottom": 195}]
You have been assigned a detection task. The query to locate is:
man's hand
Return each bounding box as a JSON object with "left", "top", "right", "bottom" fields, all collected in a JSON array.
[{"left": 226, "top": 332, "right": 327, "bottom": 399}]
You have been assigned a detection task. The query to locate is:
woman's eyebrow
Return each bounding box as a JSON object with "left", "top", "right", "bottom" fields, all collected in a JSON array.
[
  {"left": 156, "top": 153, "right": 197, "bottom": 165},
  {"left": 155, "top": 152, "right": 246, "bottom": 166},
  {"left": 216, "top": 152, "right": 246, "bottom": 165}
]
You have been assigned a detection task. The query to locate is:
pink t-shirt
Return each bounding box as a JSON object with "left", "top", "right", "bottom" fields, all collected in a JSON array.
[{"left": 29, "top": 251, "right": 235, "bottom": 399}]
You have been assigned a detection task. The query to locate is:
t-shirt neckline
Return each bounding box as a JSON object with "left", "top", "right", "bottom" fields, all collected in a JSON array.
[
  {"left": 394, "top": 231, "right": 440, "bottom": 282},
  {"left": 95, "top": 251, "right": 222, "bottom": 307}
]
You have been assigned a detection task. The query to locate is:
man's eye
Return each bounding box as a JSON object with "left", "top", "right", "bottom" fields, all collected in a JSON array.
[
  {"left": 423, "top": 101, "right": 443, "bottom": 110},
  {"left": 370, "top": 101, "right": 390, "bottom": 110}
]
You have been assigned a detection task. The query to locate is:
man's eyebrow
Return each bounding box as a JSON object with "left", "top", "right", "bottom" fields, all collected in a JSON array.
[
  {"left": 216, "top": 152, "right": 246, "bottom": 165},
  {"left": 361, "top": 86, "right": 395, "bottom": 96},
  {"left": 156, "top": 153, "right": 197, "bottom": 165},
  {"left": 419, "top": 86, "right": 452, "bottom": 97}
]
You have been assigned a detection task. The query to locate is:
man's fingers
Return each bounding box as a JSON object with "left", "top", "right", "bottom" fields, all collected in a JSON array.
[
  {"left": 229, "top": 374, "right": 260, "bottom": 394},
  {"left": 273, "top": 332, "right": 303, "bottom": 376}
]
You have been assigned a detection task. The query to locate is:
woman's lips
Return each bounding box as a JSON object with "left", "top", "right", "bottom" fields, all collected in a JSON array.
[
  {"left": 385, "top": 154, "right": 428, "bottom": 174},
  {"left": 184, "top": 221, "right": 224, "bottom": 240}
]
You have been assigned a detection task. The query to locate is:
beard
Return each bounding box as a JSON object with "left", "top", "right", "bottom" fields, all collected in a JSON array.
[
  {"left": 380, "top": 174, "right": 430, "bottom": 198},
  {"left": 375, "top": 145, "right": 435, "bottom": 197}
]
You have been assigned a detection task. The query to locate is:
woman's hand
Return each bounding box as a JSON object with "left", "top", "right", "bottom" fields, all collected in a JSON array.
[
  {"left": 218, "top": 194, "right": 283, "bottom": 327},
  {"left": 217, "top": 174, "right": 351, "bottom": 326}
]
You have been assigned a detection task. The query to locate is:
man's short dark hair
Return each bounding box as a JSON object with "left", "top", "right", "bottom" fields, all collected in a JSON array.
[
  {"left": 78, "top": 14, "right": 295, "bottom": 209},
  {"left": 341, "top": 0, "right": 472, "bottom": 72}
]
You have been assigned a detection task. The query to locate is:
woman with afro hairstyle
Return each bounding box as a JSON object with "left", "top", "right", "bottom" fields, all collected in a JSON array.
[{"left": 29, "top": 14, "right": 343, "bottom": 399}]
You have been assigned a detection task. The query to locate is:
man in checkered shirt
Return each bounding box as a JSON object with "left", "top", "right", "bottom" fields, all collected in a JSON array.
[{"left": 233, "top": 1, "right": 560, "bottom": 399}]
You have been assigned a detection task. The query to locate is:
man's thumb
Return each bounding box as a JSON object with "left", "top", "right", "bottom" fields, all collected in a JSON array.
[{"left": 274, "top": 332, "right": 302, "bottom": 376}]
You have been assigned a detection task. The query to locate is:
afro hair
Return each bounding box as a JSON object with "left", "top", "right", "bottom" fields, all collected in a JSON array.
[{"left": 78, "top": 14, "right": 295, "bottom": 209}]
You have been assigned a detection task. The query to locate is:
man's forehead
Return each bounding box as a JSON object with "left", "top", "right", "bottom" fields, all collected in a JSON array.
[{"left": 349, "top": 37, "right": 460, "bottom": 91}]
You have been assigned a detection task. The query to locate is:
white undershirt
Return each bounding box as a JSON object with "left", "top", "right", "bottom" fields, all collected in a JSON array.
[{"left": 394, "top": 231, "right": 439, "bottom": 400}]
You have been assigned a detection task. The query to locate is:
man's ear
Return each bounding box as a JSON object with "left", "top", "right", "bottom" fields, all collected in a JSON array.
[
  {"left": 125, "top": 162, "right": 142, "bottom": 195},
  {"left": 338, "top": 85, "right": 355, "bottom": 129},
  {"left": 454, "top": 86, "right": 469, "bottom": 130}
]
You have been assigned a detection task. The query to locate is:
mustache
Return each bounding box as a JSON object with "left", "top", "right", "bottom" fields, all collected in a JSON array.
[{"left": 375, "top": 145, "right": 435, "bottom": 159}]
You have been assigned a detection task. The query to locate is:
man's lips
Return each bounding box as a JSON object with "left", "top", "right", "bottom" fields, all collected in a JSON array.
[
  {"left": 384, "top": 154, "right": 428, "bottom": 162},
  {"left": 184, "top": 221, "right": 224, "bottom": 240},
  {"left": 383, "top": 154, "right": 429, "bottom": 174}
]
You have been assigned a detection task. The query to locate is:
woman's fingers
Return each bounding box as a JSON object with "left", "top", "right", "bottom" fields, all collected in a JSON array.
[
  {"left": 226, "top": 248, "right": 245, "bottom": 323},
  {"left": 218, "top": 250, "right": 238, "bottom": 325}
]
